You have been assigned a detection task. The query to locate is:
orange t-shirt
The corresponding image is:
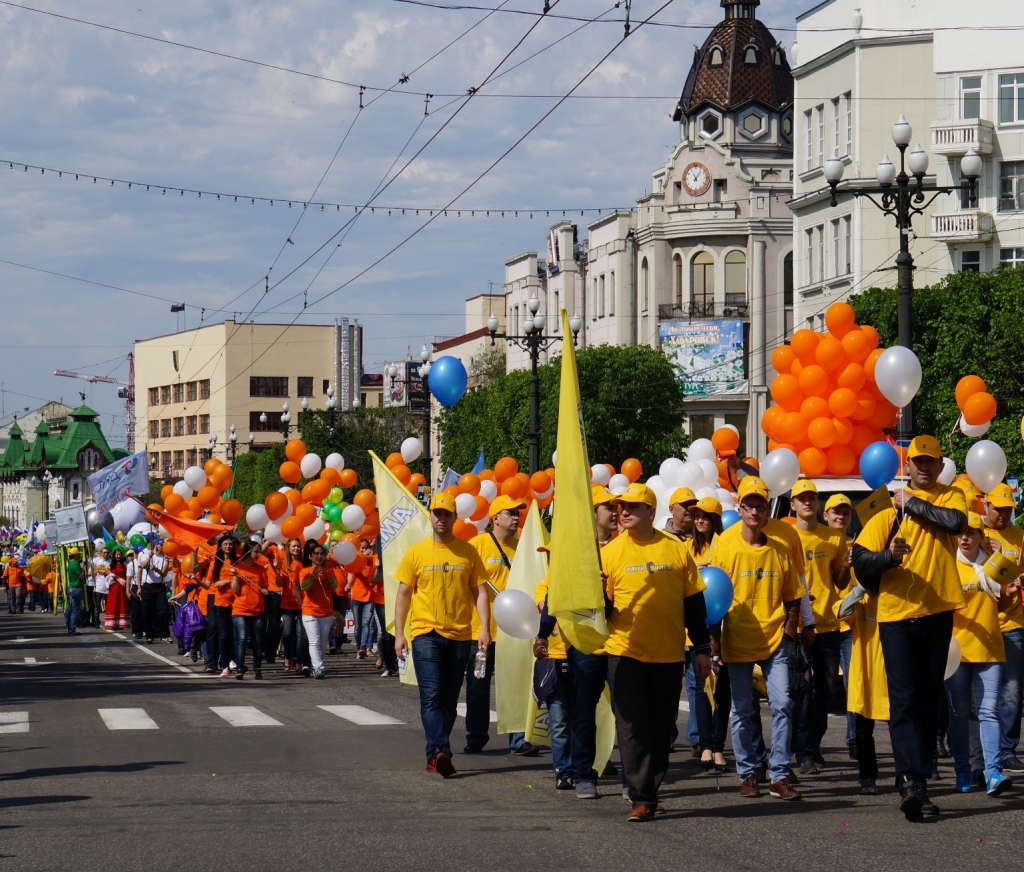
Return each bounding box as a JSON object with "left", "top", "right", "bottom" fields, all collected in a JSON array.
[
  {"left": 231, "top": 562, "right": 267, "bottom": 617},
  {"left": 299, "top": 566, "right": 337, "bottom": 618},
  {"left": 7, "top": 565, "right": 24, "bottom": 588},
  {"left": 205, "top": 559, "right": 236, "bottom": 609},
  {"left": 368, "top": 556, "right": 384, "bottom": 605},
  {"left": 280, "top": 561, "right": 301, "bottom": 610},
  {"left": 45, "top": 571, "right": 56, "bottom": 593},
  {"left": 348, "top": 559, "right": 376, "bottom": 603}
]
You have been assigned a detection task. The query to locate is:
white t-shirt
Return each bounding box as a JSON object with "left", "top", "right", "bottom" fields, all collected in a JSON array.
[
  {"left": 92, "top": 557, "right": 111, "bottom": 594},
  {"left": 138, "top": 551, "right": 168, "bottom": 586}
]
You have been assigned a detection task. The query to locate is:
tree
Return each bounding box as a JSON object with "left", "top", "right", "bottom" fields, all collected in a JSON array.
[
  {"left": 231, "top": 443, "right": 286, "bottom": 511},
  {"left": 469, "top": 344, "right": 507, "bottom": 388},
  {"left": 437, "top": 343, "right": 689, "bottom": 475}
]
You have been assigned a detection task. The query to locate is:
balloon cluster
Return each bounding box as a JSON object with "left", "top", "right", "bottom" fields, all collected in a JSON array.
[
  {"left": 645, "top": 437, "right": 746, "bottom": 525},
  {"left": 955, "top": 375, "right": 997, "bottom": 437},
  {"left": 148, "top": 458, "right": 242, "bottom": 557}
]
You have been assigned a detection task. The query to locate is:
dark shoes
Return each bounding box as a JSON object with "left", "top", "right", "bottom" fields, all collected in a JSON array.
[
  {"left": 899, "top": 782, "right": 924, "bottom": 820},
  {"left": 860, "top": 779, "right": 878, "bottom": 795},
  {"left": 428, "top": 751, "right": 455, "bottom": 778},
  {"left": 769, "top": 778, "right": 801, "bottom": 801},
  {"left": 739, "top": 775, "right": 760, "bottom": 798},
  {"left": 555, "top": 775, "right": 575, "bottom": 791},
  {"left": 513, "top": 742, "right": 539, "bottom": 757}
]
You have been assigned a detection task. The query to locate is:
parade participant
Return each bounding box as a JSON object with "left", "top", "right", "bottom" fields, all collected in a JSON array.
[
  {"left": 790, "top": 480, "right": 852, "bottom": 775},
  {"left": 277, "top": 538, "right": 305, "bottom": 673},
  {"left": 393, "top": 492, "right": 490, "bottom": 778},
  {"left": 231, "top": 539, "right": 269, "bottom": 681},
  {"left": 710, "top": 476, "right": 803, "bottom": 801},
  {"left": 602, "top": 483, "right": 710, "bottom": 822},
  {"left": 465, "top": 495, "right": 528, "bottom": 756},
  {"left": 257, "top": 534, "right": 283, "bottom": 665},
  {"left": 299, "top": 542, "right": 340, "bottom": 679},
  {"left": 104, "top": 549, "right": 131, "bottom": 631},
  {"left": 7, "top": 559, "right": 25, "bottom": 614},
  {"left": 93, "top": 546, "right": 112, "bottom": 623},
  {"left": 137, "top": 539, "right": 171, "bottom": 644},
  {"left": 65, "top": 547, "right": 84, "bottom": 633},
  {"left": 198, "top": 535, "right": 237, "bottom": 676},
  {"left": 347, "top": 538, "right": 378, "bottom": 660},
  {"left": 981, "top": 484, "right": 1024, "bottom": 776},
  {"left": 664, "top": 487, "right": 697, "bottom": 541},
  {"left": 852, "top": 435, "right": 967, "bottom": 820},
  {"left": 949, "top": 512, "right": 1012, "bottom": 796},
  {"left": 533, "top": 557, "right": 574, "bottom": 791},
  {"left": 43, "top": 567, "right": 56, "bottom": 614}
]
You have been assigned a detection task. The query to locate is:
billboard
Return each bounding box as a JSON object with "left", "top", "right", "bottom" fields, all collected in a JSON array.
[{"left": 659, "top": 319, "right": 747, "bottom": 397}]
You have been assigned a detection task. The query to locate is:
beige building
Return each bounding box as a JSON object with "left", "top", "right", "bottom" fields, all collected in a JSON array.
[{"left": 135, "top": 318, "right": 362, "bottom": 478}]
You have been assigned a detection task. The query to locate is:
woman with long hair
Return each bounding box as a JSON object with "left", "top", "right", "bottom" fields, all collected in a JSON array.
[
  {"left": 299, "top": 541, "right": 339, "bottom": 679},
  {"left": 278, "top": 538, "right": 305, "bottom": 673},
  {"left": 104, "top": 549, "right": 132, "bottom": 631},
  {"left": 231, "top": 538, "right": 269, "bottom": 680},
  {"left": 198, "top": 535, "right": 237, "bottom": 677}
]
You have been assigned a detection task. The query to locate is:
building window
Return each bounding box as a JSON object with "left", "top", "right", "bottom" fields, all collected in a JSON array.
[
  {"left": 832, "top": 219, "right": 841, "bottom": 277},
  {"left": 773, "top": 47, "right": 784, "bottom": 66},
  {"left": 592, "top": 277, "right": 599, "bottom": 320},
  {"left": 713, "top": 178, "right": 728, "bottom": 202},
  {"left": 781, "top": 112, "right": 793, "bottom": 141},
  {"left": 186, "top": 381, "right": 197, "bottom": 402},
  {"left": 999, "top": 73, "right": 1024, "bottom": 124},
  {"left": 843, "top": 92, "right": 853, "bottom": 155},
  {"left": 805, "top": 229, "right": 815, "bottom": 285},
  {"left": 1000, "top": 247, "right": 1024, "bottom": 268},
  {"left": 199, "top": 380, "right": 210, "bottom": 399},
  {"left": 961, "top": 250, "right": 981, "bottom": 273},
  {"left": 673, "top": 254, "right": 683, "bottom": 306},
  {"left": 173, "top": 417, "right": 184, "bottom": 437},
  {"left": 609, "top": 271, "right": 615, "bottom": 316},
  {"left": 804, "top": 110, "right": 813, "bottom": 170},
  {"left": 783, "top": 252, "right": 794, "bottom": 340},
  {"left": 598, "top": 274, "right": 606, "bottom": 317},
  {"left": 250, "top": 376, "right": 289, "bottom": 397},
  {"left": 149, "top": 420, "right": 159, "bottom": 439},
  {"left": 816, "top": 104, "right": 825, "bottom": 168},
  {"left": 187, "top": 448, "right": 198, "bottom": 467},
  {"left": 743, "top": 44, "right": 758, "bottom": 65},
  {"left": 148, "top": 387, "right": 159, "bottom": 407},
  {"left": 161, "top": 452, "right": 171, "bottom": 472},
  {"left": 708, "top": 46, "right": 724, "bottom": 67},
  {"left": 172, "top": 383, "right": 183, "bottom": 403},
  {"left": 323, "top": 379, "right": 330, "bottom": 395},
  {"left": 815, "top": 226, "right": 824, "bottom": 283},
  {"left": 724, "top": 251, "right": 746, "bottom": 307},
  {"left": 698, "top": 109, "right": 723, "bottom": 138},
  {"left": 297, "top": 377, "right": 314, "bottom": 397},
  {"left": 962, "top": 76, "right": 982, "bottom": 120},
  {"left": 843, "top": 216, "right": 852, "bottom": 274},
  {"left": 690, "top": 414, "right": 714, "bottom": 440},
  {"left": 72, "top": 481, "right": 79, "bottom": 501},
  {"left": 692, "top": 252, "right": 714, "bottom": 311},
  {"left": 199, "top": 414, "right": 210, "bottom": 434},
  {"left": 186, "top": 416, "right": 197, "bottom": 435},
  {"left": 173, "top": 450, "right": 184, "bottom": 471},
  {"left": 553, "top": 291, "right": 560, "bottom": 329},
  {"left": 831, "top": 97, "right": 841, "bottom": 154},
  {"left": 999, "top": 161, "right": 1024, "bottom": 212},
  {"left": 160, "top": 419, "right": 171, "bottom": 438},
  {"left": 160, "top": 385, "right": 171, "bottom": 404},
  {"left": 641, "top": 258, "right": 650, "bottom": 311}
]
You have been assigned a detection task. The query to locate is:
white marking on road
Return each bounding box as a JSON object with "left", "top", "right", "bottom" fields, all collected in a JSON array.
[
  {"left": 14, "top": 636, "right": 38, "bottom": 642},
  {"left": 106, "top": 629, "right": 199, "bottom": 678},
  {"left": 678, "top": 700, "right": 689, "bottom": 712},
  {"left": 318, "top": 705, "right": 403, "bottom": 726},
  {"left": 24, "top": 657, "right": 36, "bottom": 664},
  {"left": 456, "top": 703, "right": 497, "bottom": 723},
  {"left": 210, "top": 706, "right": 283, "bottom": 727},
  {"left": 99, "top": 708, "right": 159, "bottom": 730},
  {"left": 0, "top": 712, "right": 29, "bottom": 733}
]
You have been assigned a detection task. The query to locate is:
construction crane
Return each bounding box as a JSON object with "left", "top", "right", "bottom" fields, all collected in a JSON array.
[{"left": 54, "top": 352, "right": 136, "bottom": 451}]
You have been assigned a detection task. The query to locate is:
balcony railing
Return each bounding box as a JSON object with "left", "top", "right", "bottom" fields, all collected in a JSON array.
[
  {"left": 930, "top": 119, "right": 994, "bottom": 156},
  {"left": 658, "top": 300, "right": 750, "bottom": 321},
  {"left": 930, "top": 209, "right": 994, "bottom": 242}
]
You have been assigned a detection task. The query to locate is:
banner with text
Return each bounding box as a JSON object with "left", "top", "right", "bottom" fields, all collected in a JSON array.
[
  {"left": 659, "top": 319, "right": 747, "bottom": 397},
  {"left": 87, "top": 450, "right": 150, "bottom": 514}
]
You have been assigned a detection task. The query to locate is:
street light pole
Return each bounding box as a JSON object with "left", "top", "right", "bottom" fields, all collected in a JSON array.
[
  {"left": 487, "top": 297, "right": 582, "bottom": 474},
  {"left": 228, "top": 424, "right": 238, "bottom": 463},
  {"left": 280, "top": 402, "right": 291, "bottom": 439},
  {"left": 824, "top": 115, "right": 981, "bottom": 438},
  {"left": 419, "top": 345, "right": 433, "bottom": 484}
]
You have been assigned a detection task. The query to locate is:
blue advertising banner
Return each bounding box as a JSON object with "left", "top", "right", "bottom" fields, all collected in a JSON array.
[{"left": 658, "top": 319, "right": 747, "bottom": 397}]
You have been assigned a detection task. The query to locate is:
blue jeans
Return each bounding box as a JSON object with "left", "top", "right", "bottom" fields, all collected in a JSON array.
[
  {"left": 548, "top": 665, "right": 573, "bottom": 778},
  {"left": 999, "top": 629, "right": 1024, "bottom": 764},
  {"left": 65, "top": 587, "right": 83, "bottom": 632},
  {"left": 232, "top": 615, "right": 265, "bottom": 672},
  {"left": 839, "top": 629, "right": 856, "bottom": 745},
  {"left": 795, "top": 630, "right": 842, "bottom": 762},
  {"left": 729, "top": 640, "right": 794, "bottom": 782},
  {"left": 685, "top": 649, "right": 700, "bottom": 747},
  {"left": 352, "top": 600, "right": 372, "bottom": 650},
  {"left": 567, "top": 648, "right": 607, "bottom": 784},
  {"left": 947, "top": 660, "right": 1003, "bottom": 781},
  {"left": 464, "top": 642, "right": 495, "bottom": 750},
  {"left": 411, "top": 631, "right": 472, "bottom": 760}
]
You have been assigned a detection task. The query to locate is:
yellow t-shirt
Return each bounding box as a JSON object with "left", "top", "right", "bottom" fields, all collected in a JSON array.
[
  {"left": 601, "top": 529, "right": 704, "bottom": 663},
  {"left": 535, "top": 576, "right": 566, "bottom": 659},
  {"left": 765, "top": 518, "right": 807, "bottom": 579},
  {"left": 394, "top": 537, "right": 486, "bottom": 642},
  {"left": 795, "top": 525, "right": 849, "bottom": 633},
  {"left": 469, "top": 532, "right": 517, "bottom": 639},
  {"left": 854, "top": 485, "right": 967, "bottom": 622},
  {"left": 709, "top": 527, "right": 802, "bottom": 663},
  {"left": 987, "top": 525, "right": 1024, "bottom": 634},
  {"left": 847, "top": 594, "right": 889, "bottom": 721},
  {"left": 954, "top": 556, "right": 1006, "bottom": 663}
]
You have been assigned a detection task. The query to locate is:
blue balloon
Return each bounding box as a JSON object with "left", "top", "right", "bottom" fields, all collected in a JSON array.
[
  {"left": 700, "top": 566, "right": 734, "bottom": 625},
  {"left": 427, "top": 355, "right": 468, "bottom": 407},
  {"left": 859, "top": 441, "right": 900, "bottom": 490},
  {"left": 721, "top": 509, "right": 740, "bottom": 530}
]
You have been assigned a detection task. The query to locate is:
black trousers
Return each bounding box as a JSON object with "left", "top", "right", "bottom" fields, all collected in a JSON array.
[
  {"left": 608, "top": 655, "right": 683, "bottom": 805},
  {"left": 856, "top": 714, "right": 878, "bottom": 782},
  {"left": 263, "top": 592, "right": 282, "bottom": 662},
  {"left": 877, "top": 610, "right": 954, "bottom": 789},
  {"left": 141, "top": 583, "right": 169, "bottom": 641}
]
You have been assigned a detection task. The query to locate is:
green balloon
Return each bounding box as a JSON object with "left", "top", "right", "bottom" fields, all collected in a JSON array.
[
  {"left": 326, "top": 504, "right": 342, "bottom": 523},
  {"left": 328, "top": 487, "right": 344, "bottom": 505},
  {"left": 129, "top": 534, "right": 146, "bottom": 546}
]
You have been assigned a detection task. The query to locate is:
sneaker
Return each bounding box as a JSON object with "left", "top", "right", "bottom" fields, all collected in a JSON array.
[
  {"left": 626, "top": 803, "right": 655, "bottom": 823},
  {"left": 739, "top": 775, "right": 760, "bottom": 798},
  {"left": 1001, "top": 756, "right": 1024, "bottom": 775},
  {"left": 229, "top": 660, "right": 237, "bottom": 670},
  {"left": 575, "top": 782, "right": 598, "bottom": 799},
  {"left": 972, "top": 770, "right": 986, "bottom": 788},
  {"left": 622, "top": 785, "right": 631, "bottom": 800},
  {"left": 432, "top": 751, "right": 455, "bottom": 778},
  {"left": 204, "top": 666, "right": 216, "bottom": 674},
  {"left": 189, "top": 650, "right": 199, "bottom": 663},
  {"left": 162, "top": 637, "right": 174, "bottom": 644},
  {"left": 313, "top": 667, "right": 325, "bottom": 679},
  {"left": 921, "top": 794, "right": 940, "bottom": 816},
  {"left": 463, "top": 744, "right": 486, "bottom": 754},
  {"left": 357, "top": 648, "right": 367, "bottom": 660},
  {"left": 769, "top": 778, "right": 801, "bottom": 801},
  {"left": 381, "top": 668, "right": 398, "bottom": 677},
  {"left": 859, "top": 779, "right": 878, "bottom": 795},
  {"left": 302, "top": 666, "right": 311, "bottom": 677},
  {"left": 798, "top": 759, "right": 820, "bottom": 776},
  {"left": 375, "top": 658, "right": 383, "bottom": 668},
  {"left": 987, "top": 773, "right": 1012, "bottom": 797},
  {"left": 220, "top": 668, "right": 231, "bottom": 677},
  {"left": 954, "top": 771, "right": 972, "bottom": 793},
  {"left": 555, "top": 775, "right": 575, "bottom": 791},
  {"left": 235, "top": 669, "right": 244, "bottom": 680},
  {"left": 513, "top": 742, "right": 540, "bottom": 757}
]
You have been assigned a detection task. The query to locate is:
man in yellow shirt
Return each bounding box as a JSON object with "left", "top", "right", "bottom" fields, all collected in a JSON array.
[
  {"left": 790, "top": 480, "right": 851, "bottom": 776},
  {"left": 824, "top": 493, "right": 860, "bottom": 760},
  {"left": 603, "top": 483, "right": 710, "bottom": 822},
  {"left": 664, "top": 487, "right": 697, "bottom": 541},
  {"left": 710, "top": 477, "right": 803, "bottom": 801},
  {"left": 464, "top": 495, "right": 529, "bottom": 756},
  {"left": 394, "top": 493, "right": 491, "bottom": 778},
  {"left": 981, "top": 483, "right": 1024, "bottom": 776},
  {"left": 852, "top": 435, "right": 967, "bottom": 820}
]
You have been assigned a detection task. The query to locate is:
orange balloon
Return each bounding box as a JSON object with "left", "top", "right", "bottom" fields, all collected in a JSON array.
[
  {"left": 162, "top": 540, "right": 183, "bottom": 557},
  {"left": 779, "top": 412, "right": 808, "bottom": 445},
  {"left": 828, "top": 388, "right": 859, "bottom": 419},
  {"left": 841, "top": 328, "right": 873, "bottom": 364},
  {"left": 824, "top": 302, "right": 856, "bottom": 338},
  {"left": 790, "top": 358, "right": 804, "bottom": 380},
  {"left": 296, "top": 504, "right": 318, "bottom": 526},
  {"left": 494, "top": 457, "right": 519, "bottom": 482},
  {"left": 177, "top": 510, "right": 197, "bottom": 522},
  {"left": 453, "top": 519, "right": 476, "bottom": 541},
  {"left": 761, "top": 406, "right": 783, "bottom": 436},
  {"left": 711, "top": 427, "right": 741, "bottom": 453},
  {"left": 392, "top": 464, "right": 412, "bottom": 486},
  {"left": 815, "top": 335, "right": 848, "bottom": 373},
  {"left": 832, "top": 416, "right": 854, "bottom": 447},
  {"left": 187, "top": 496, "right": 202, "bottom": 516},
  {"left": 849, "top": 425, "right": 879, "bottom": 455},
  {"left": 500, "top": 477, "right": 526, "bottom": 499},
  {"left": 859, "top": 324, "right": 879, "bottom": 350},
  {"left": 963, "top": 391, "right": 997, "bottom": 425},
  {"left": 770, "top": 374, "right": 804, "bottom": 412},
  {"left": 197, "top": 486, "right": 220, "bottom": 510},
  {"left": 799, "top": 396, "right": 829, "bottom": 422},
  {"left": 207, "top": 511, "right": 223, "bottom": 525},
  {"left": 301, "top": 480, "right": 320, "bottom": 503},
  {"left": 807, "top": 417, "right": 838, "bottom": 449},
  {"left": 215, "top": 466, "right": 234, "bottom": 491},
  {"left": 825, "top": 445, "right": 856, "bottom": 475},
  {"left": 444, "top": 485, "right": 459, "bottom": 498},
  {"left": 864, "top": 348, "right": 885, "bottom": 382},
  {"left": 836, "top": 362, "right": 866, "bottom": 392},
  {"left": 160, "top": 484, "right": 174, "bottom": 501},
  {"left": 768, "top": 413, "right": 788, "bottom": 445},
  {"left": 850, "top": 390, "right": 876, "bottom": 422},
  {"left": 221, "top": 498, "right": 243, "bottom": 526},
  {"left": 279, "top": 461, "right": 301, "bottom": 484},
  {"left": 955, "top": 375, "right": 987, "bottom": 411},
  {"left": 458, "top": 473, "right": 481, "bottom": 495},
  {"left": 407, "top": 473, "right": 426, "bottom": 492},
  {"left": 867, "top": 399, "right": 899, "bottom": 430},
  {"left": 799, "top": 446, "right": 828, "bottom": 477},
  {"left": 163, "top": 493, "right": 186, "bottom": 515},
  {"left": 285, "top": 440, "right": 306, "bottom": 463},
  {"left": 478, "top": 469, "right": 496, "bottom": 482},
  {"left": 204, "top": 458, "right": 221, "bottom": 476},
  {"left": 339, "top": 469, "right": 358, "bottom": 489},
  {"left": 798, "top": 364, "right": 830, "bottom": 398},
  {"left": 353, "top": 489, "right": 377, "bottom": 514},
  {"left": 264, "top": 492, "right": 289, "bottom": 521},
  {"left": 530, "top": 471, "right": 552, "bottom": 494},
  {"left": 621, "top": 458, "right": 643, "bottom": 483},
  {"left": 386, "top": 452, "right": 404, "bottom": 470},
  {"left": 790, "top": 329, "right": 821, "bottom": 365},
  {"left": 471, "top": 495, "right": 490, "bottom": 521},
  {"left": 281, "top": 516, "right": 305, "bottom": 540},
  {"left": 146, "top": 502, "right": 163, "bottom": 523},
  {"left": 771, "top": 345, "right": 797, "bottom": 375},
  {"left": 179, "top": 552, "right": 195, "bottom": 574},
  {"left": 320, "top": 467, "right": 340, "bottom": 485},
  {"left": 515, "top": 472, "right": 532, "bottom": 491},
  {"left": 346, "top": 553, "right": 366, "bottom": 573}
]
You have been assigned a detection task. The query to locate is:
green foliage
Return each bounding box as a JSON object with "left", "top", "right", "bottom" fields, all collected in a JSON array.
[
  {"left": 232, "top": 444, "right": 285, "bottom": 510},
  {"left": 470, "top": 344, "right": 507, "bottom": 388},
  {"left": 438, "top": 343, "right": 688, "bottom": 475},
  {"left": 848, "top": 265, "right": 1024, "bottom": 478}
]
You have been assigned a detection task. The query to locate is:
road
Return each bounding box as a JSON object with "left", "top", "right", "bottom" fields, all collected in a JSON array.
[{"left": 2, "top": 611, "right": 1023, "bottom": 872}]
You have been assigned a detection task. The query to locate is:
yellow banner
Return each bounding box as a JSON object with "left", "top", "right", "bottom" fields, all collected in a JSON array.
[{"left": 856, "top": 485, "right": 893, "bottom": 527}]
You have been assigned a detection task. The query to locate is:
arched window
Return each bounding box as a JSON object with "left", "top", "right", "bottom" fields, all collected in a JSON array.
[
  {"left": 640, "top": 258, "right": 650, "bottom": 311},
  {"left": 725, "top": 250, "right": 747, "bottom": 306},
  {"left": 673, "top": 254, "right": 683, "bottom": 307},
  {"left": 708, "top": 46, "right": 724, "bottom": 67},
  {"left": 743, "top": 44, "right": 759, "bottom": 65},
  {"left": 691, "top": 252, "right": 714, "bottom": 314}
]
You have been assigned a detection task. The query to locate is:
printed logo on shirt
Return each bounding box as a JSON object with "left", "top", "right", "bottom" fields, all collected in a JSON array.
[
  {"left": 805, "top": 548, "right": 830, "bottom": 561},
  {"left": 485, "top": 557, "right": 505, "bottom": 566},
  {"left": 737, "top": 567, "right": 779, "bottom": 580},
  {"left": 424, "top": 562, "right": 468, "bottom": 574},
  {"left": 624, "top": 562, "right": 675, "bottom": 575},
  {"left": 860, "top": 614, "right": 876, "bottom": 623}
]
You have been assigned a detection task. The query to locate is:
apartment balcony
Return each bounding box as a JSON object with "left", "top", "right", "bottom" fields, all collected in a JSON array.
[
  {"left": 930, "top": 119, "right": 994, "bottom": 156},
  {"left": 658, "top": 301, "right": 749, "bottom": 322},
  {"left": 930, "top": 209, "right": 994, "bottom": 242}
]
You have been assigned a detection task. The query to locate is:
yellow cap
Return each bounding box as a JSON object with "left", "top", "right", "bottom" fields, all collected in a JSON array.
[
  {"left": 738, "top": 476, "right": 770, "bottom": 502},
  {"left": 612, "top": 483, "right": 657, "bottom": 507},
  {"left": 987, "top": 484, "right": 1016, "bottom": 509},
  {"left": 428, "top": 493, "right": 457, "bottom": 513},
  {"left": 791, "top": 479, "right": 818, "bottom": 498},
  {"left": 908, "top": 435, "right": 942, "bottom": 459},
  {"left": 489, "top": 494, "right": 526, "bottom": 516},
  {"left": 967, "top": 511, "right": 984, "bottom": 530},
  {"left": 694, "top": 496, "right": 722, "bottom": 515},
  {"left": 536, "top": 544, "right": 551, "bottom": 554},
  {"left": 824, "top": 494, "right": 853, "bottom": 512},
  {"left": 669, "top": 487, "right": 697, "bottom": 506},
  {"left": 591, "top": 485, "right": 616, "bottom": 506}
]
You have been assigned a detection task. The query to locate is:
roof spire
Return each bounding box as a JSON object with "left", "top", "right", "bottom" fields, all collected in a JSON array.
[{"left": 721, "top": 0, "right": 759, "bottom": 19}]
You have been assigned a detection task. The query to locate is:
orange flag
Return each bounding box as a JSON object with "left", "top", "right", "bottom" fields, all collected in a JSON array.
[{"left": 143, "top": 503, "right": 238, "bottom": 552}]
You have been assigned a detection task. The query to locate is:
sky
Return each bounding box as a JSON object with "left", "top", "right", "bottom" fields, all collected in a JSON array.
[{"left": 0, "top": 0, "right": 807, "bottom": 447}]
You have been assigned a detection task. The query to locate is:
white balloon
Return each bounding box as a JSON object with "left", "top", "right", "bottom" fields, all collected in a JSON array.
[
  {"left": 966, "top": 440, "right": 1007, "bottom": 493},
  {"left": 332, "top": 541, "right": 356, "bottom": 565},
  {"left": 325, "top": 452, "right": 346, "bottom": 472},
  {"left": 299, "top": 453, "right": 322, "bottom": 479},
  {"left": 279, "top": 486, "right": 291, "bottom": 493},
  {"left": 401, "top": 436, "right": 423, "bottom": 464},
  {"left": 696, "top": 459, "right": 720, "bottom": 488},
  {"left": 608, "top": 474, "right": 630, "bottom": 491},
  {"left": 183, "top": 466, "right": 207, "bottom": 491},
  {"left": 158, "top": 525, "right": 171, "bottom": 540},
  {"left": 958, "top": 413, "right": 991, "bottom": 438},
  {"left": 172, "top": 480, "right": 193, "bottom": 499},
  {"left": 264, "top": 521, "right": 285, "bottom": 544},
  {"left": 687, "top": 438, "right": 717, "bottom": 463},
  {"left": 659, "top": 457, "right": 683, "bottom": 483},
  {"left": 493, "top": 589, "right": 541, "bottom": 639},
  {"left": 873, "top": 346, "right": 922, "bottom": 409},
  {"left": 944, "top": 636, "right": 962, "bottom": 680},
  {"left": 110, "top": 499, "right": 145, "bottom": 533},
  {"left": 36, "top": 523, "right": 46, "bottom": 542},
  {"left": 938, "top": 457, "right": 957, "bottom": 486},
  {"left": 591, "top": 464, "right": 611, "bottom": 486},
  {"left": 716, "top": 487, "right": 734, "bottom": 503},
  {"left": 724, "top": 424, "right": 740, "bottom": 437},
  {"left": 535, "top": 486, "right": 553, "bottom": 500},
  {"left": 695, "top": 486, "right": 717, "bottom": 500},
  {"left": 681, "top": 461, "right": 704, "bottom": 488},
  {"left": 127, "top": 521, "right": 152, "bottom": 541},
  {"left": 760, "top": 448, "right": 801, "bottom": 495},
  {"left": 646, "top": 474, "right": 665, "bottom": 496},
  {"left": 479, "top": 479, "right": 498, "bottom": 502},
  {"left": 473, "top": 516, "right": 490, "bottom": 532},
  {"left": 341, "top": 504, "right": 367, "bottom": 530},
  {"left": 609, "top": 483, "right": 628, "bottom": 495},
  {"left": 454, "top": 493, "right": 476, "bottom": 520},
  {"left": 246, "top": 503, "right": 270, "bottom": 531},
  {"left": 303, "top": 520, "right": 326, "bottom": 542},
  {"left": 551, "top": 450, "right": 557, "bottom": 466}
]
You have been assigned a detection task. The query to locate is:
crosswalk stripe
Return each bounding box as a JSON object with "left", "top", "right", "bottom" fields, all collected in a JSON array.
[
  {"left": 318, "top": 705, "right": 403, "bottom": 726},
  {"left": 98, "top": 708, "right": 159, "bottom": 730},
  {"left": 456, "top": 703, "right": 497, "bottom": 723},
  {"left": 210, "top": 706, "right": 283, "bottom": 727},
  {"left": 0, "top": 712, "right": 29, "bottom": 734}
]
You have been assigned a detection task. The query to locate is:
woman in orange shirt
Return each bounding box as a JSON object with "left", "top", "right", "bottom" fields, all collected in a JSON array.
[
  {"left": 278, "top": 538, "right": 305, "bottom": 673},
  {"left": 299, "top": 542, "right": 339, "bottom": 679},
  {"left": 260, "top": 536, "right": 283, "bottom": 665},
  {"left": 231, "top": 539, "right": 269, "bottom": 680},
  {"left": 198, "top": 535, "right": 237, "bottom": 677},
  {"left": 346, "top": 538, "right": 377, "bottom": 659}
]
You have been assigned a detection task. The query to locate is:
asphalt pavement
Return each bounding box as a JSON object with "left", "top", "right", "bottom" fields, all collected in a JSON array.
[{"left": 3, "top": 610, "right": 1024, "bottom": 872}]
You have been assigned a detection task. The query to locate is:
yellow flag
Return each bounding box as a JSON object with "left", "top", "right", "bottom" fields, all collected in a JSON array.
[
  {"left": 856, "top": 485, "right": 893, "bottom": 527},
  {"left": 370, "top": 450, "right": 432, "bottom": 688},
  {"left": 547, "top": 308, "right": 607, "bottom": 654},
  {"left": 495, "top": 502, "right": 549, "bottom": 735}
]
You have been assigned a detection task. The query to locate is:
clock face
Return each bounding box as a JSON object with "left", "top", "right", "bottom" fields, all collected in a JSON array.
[{"left": 682, "top": 162, "right": 711, "bottom": 196}]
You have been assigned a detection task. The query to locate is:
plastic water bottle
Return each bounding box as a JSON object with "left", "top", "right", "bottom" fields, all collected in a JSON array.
[{"left": 473, "top": 650, "right": 488, "bottom": 679}]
